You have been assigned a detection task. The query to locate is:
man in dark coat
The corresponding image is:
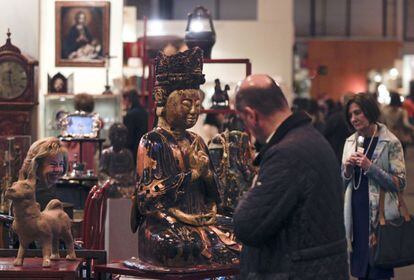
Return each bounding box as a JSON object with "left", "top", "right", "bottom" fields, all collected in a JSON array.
[
  {"left": 323, "top": 108, "right": 351, "bottom": 163},
  {"left": 234, "top": 74, "right": 348, "bottom": 280},
  {"left": 122, "top": 89, "right": 148, "bottom": 165}
]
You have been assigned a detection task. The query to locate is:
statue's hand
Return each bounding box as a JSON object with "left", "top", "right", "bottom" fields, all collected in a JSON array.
[
  {"left": 188, "top": 141, "right": 210, "bottom": 181},
  {"left": 169, "top": 208, "right": 217, "bottom": 226},
  {"left": 197, "top": 212, "right": 216, "bottom": 225}
]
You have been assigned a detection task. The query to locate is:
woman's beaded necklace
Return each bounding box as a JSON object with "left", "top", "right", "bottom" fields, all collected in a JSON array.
[{"left": 354, "top": 124, "right": 378, "bottom": 191}]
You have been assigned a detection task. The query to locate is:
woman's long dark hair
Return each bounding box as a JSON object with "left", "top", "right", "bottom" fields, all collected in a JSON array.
[{"left": 344, "top": 92, "right": 380, "bottom": 128}]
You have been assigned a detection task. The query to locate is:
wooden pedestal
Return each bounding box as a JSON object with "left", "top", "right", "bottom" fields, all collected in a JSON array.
[
  {"left": 94, "top": 261, "right": 239, "bottom": 280},
  {"left": 105, "top": 198, "right": 138, "bottom": 262},
  {"left": 0, "top": 257, "right": 82, "bottom": 280}
]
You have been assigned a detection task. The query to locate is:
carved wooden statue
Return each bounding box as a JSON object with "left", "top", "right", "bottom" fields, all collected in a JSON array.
[
  {"left": 208, "top": 130, "right": 256, "bottom": 216},
  {"left": 99, "top": 123, "right": 135, "bottom": 197},
  {"left": 6, "top": 137, "right": 76, "bottom": 267},
  {"left": 131, "top": 48, "right": 240, "bottom": 269},
  {"left": 211, "top": 78, "right": 229, "bottom": 109}
]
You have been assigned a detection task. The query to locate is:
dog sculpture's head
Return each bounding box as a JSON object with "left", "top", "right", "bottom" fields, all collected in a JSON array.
[{"left": 5, "top": 173, "right": 36, "bottom": 201}]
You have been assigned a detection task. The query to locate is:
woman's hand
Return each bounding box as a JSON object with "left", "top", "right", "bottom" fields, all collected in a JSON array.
[
  {"left": 354, "top": 152, "right": 372, "bottom": 171},
  {"left": 344, "top": 154, "right": 357, "bottom": 177}
]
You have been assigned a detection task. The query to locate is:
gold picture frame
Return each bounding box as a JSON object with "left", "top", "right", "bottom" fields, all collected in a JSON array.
[{"left": 55, "top": 1, "right": 110, "bottom": 67}]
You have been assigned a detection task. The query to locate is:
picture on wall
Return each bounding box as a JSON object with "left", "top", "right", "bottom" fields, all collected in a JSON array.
[{"left": 55, "top": 1, "right": 110, "bottom": 67}]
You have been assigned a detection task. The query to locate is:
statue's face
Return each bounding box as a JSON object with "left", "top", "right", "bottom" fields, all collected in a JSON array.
[{"left": 164, "top": 89, "right": 201, "bottom": 129}]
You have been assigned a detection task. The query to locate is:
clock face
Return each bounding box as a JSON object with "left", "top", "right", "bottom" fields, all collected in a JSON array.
[{"left": 0, "top": 60, "right": 28, "bottom": 100}]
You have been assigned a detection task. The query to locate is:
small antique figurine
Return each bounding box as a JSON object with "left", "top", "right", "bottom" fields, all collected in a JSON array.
[
  {"left": 48, "top": 72, "right": 68, "bottom": 93},
  {"left": 99, "top": 123, "right": 135, "bottom": 197},
  {"left": 211, "top": 78, "right": 230, "bottom": 109},
  {"left": 130, "top": 48, "right": 240, "bottom": 269},
  {"left": 208, "top": 130, "right": 256, "bottom": 216},
  {"left": 6, "top": 137, "right": 76, "bottom": 267}
]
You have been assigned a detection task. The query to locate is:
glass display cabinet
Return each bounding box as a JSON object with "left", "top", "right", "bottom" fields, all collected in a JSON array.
[
  {"left": 0, "top": 135, "right": 32, "bottom": 213},
  {"left": 43, "top": 94, "right": 122, "bottom": 141}
]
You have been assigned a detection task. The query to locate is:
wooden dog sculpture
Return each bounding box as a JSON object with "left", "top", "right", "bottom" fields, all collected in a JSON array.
[{"left": 5, "top": 172, "right": 76, "bottom": 267}]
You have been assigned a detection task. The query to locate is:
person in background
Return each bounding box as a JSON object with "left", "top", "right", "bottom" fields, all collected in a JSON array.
[
  {"left": 308, "top": 98, "right": 325, "bottom": 133},
  {"left": 403, "top": 80, "right": 414, "bottom": 124},
  {"left": 234, "top": 74, "right": 348, "bottom": 280},
  {"left": 64, "top": 93, "right": 98, "bottom": 174},
  {"left": 122, "top": 89, "right": 148, "bottom": 165},
  {"left": 324, "top": 98, "right": 339, "bottom": 117},
  {"left": 324, "top": 94, "right": 352, "bottom": 163},
  {"left": 203, "top": 112, "right": 225, "bottom": 141},
  {"left": 382, "top": 91, "right": 414, "bottom": 152},
  {"left": 74, "top": 93, "right": 94, "bottom": 113},
  {"left": 342, "top": 92, "right": 406, "bottom": 280},
  {"left": 292, "top": 97, "right": 325, "bottom": 133},
  {"left": 19, "top": 137, "right": 67, "bottom": 210}
]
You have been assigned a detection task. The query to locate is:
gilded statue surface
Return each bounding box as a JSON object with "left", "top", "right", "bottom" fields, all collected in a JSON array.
[
  {"left": 130, "top": 48, "right": 240, "bottom": 269},
  {"left": 208, "top": 130, "right": 256, "bottom": 216}
]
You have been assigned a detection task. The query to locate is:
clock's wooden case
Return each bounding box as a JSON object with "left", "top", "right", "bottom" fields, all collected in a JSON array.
[{"left": 0, "top": 31, "right": 38, "bottom": 137}]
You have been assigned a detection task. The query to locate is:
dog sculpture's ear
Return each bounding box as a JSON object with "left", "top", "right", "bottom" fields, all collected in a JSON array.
[
  {"left": 26, "top": 168, "right": 36, "bottom": 184},
  {"left": 18, "top": 157, "right": 37, "bottom": 181}
]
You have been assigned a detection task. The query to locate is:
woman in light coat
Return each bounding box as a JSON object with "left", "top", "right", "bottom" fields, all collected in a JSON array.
[{"left": 342, "top": 93, "right": 406, "bottom": 280}]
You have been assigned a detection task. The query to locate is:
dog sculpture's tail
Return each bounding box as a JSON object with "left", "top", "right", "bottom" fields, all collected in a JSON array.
[{"left": 45, "top": 199, "right": 63, "bottom": 211}]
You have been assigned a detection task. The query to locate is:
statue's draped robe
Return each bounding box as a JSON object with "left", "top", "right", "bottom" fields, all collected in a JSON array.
[
  {"left": 209, "top": 131, "right": 255, "bottom": 216},
  {"left": 136, "top": 127, "right": 239, "bottom": 267}
]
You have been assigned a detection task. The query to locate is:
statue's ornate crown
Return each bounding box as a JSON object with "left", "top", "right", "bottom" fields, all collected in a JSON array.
[{"left": 154, "top": 47, "right": 205, "bottom": 106}]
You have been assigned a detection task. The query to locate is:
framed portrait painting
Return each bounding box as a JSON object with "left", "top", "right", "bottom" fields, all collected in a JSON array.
[{"left": 55, "top": 1, "right": 110, "bottom": 67}]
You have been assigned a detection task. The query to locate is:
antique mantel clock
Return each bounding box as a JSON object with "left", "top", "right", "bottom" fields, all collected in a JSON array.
[{"left": 0, "top": 30, "right": 38, "bottom": 137}]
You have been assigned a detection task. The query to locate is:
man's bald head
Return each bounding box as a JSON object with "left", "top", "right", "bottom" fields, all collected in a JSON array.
[{"left": 235, "top": 74, "right": 288, "bottom": 115}]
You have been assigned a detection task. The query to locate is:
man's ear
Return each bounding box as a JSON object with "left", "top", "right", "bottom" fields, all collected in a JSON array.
[{"left": 243, "top": 106, "right": 258, "bottom": 123}]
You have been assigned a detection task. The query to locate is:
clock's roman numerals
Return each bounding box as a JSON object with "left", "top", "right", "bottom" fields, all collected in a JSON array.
[{"left": 0, "top": 60, "right": 28, "bottom": 100}]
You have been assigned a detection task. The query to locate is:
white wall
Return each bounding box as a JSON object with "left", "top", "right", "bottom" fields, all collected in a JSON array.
[
  {"left": 136, "top": 0, "right": 294, "bottom": 101},
  {"left": 0, "top": 0, "right": 40, "bottom": 59},
  {"left": 39, "top": 0, "right": 124, "bottom": 137},
  {"left": 39, "top": 0, "right": 123, "bottom": 94}
]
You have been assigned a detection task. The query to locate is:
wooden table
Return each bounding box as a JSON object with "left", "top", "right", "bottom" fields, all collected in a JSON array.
[
  {"left": 94, "top": 261, "right": 239, "bottom": 280},
  {"left": 0, "top": 257, "right": 82, "bottom": 280}
]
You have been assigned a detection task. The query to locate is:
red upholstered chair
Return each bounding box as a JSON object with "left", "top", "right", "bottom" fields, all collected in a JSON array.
[{"left": 82, "top": 180, "right": 112, "bottom": 250}]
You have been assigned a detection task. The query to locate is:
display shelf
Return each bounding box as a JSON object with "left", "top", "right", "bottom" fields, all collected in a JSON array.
[
  {"left": 0, "top": 257, "right": 82, "bottom": 280},
  {"left": 94, "top": 261, "right": 239, "bottom": 280},
  {"left": 0, "top": 249, "right": 107, "bottom": 280},
  {"left": 204, "top": 58, "right": 252, "bottom": 75},
  {"left": 59, "top": 176, "right": 99, "bottom": 182},
  {"left": 45, "top": 93, "right": 119, "bottom": 99},
  {"left": 0, "top": 101, "right": 37, "bottom": 110},
  {"left": 59, "top": 137, "right": 106, "bottom": 143}
]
